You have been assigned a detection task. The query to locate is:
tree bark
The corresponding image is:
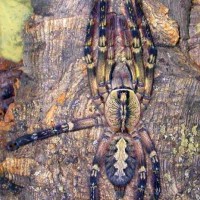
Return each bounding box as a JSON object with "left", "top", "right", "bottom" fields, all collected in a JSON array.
[{"left": 1, "top": 0, "right": 199, "bottom": 200}]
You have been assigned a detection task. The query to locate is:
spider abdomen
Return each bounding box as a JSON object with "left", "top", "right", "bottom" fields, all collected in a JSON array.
[
  {"left": 105, "top": 89, "right": 140, "bottom": 133},
  {"left": 105, "top": 136, "right": 137, "bottom": 187}
]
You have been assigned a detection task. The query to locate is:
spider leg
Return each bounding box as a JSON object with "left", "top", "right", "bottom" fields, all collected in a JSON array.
[
  {"left": 124, "top": 0, "right": 145, "bottom": 100},
  {"left": 84, "top": 0, "right": 108, "bottom": 112},
  {"left": 105, "top": 13, "right": 116, "bottom": 91},
  {"left": 84, "top": 0, "right": 99, "bottom": 98},
  {"left": 90, "top": 135, "right": 109, "bottom": 200},
  {"left": 96, "top": 0, "right": 113, "bottom": 103},
  {"left": 6, "top": 116, "right": 102, "bottom": 151},
  {"left": 0, "top": 176, "right": 23, "bottom": 194},
  {"left": 139, "top": 128, "right": 161, "bottom": 200},
  {"left": 96, "top": 0, "right": 107, "bottom": 87},
  {"left": 134, "top": 0, "right": 157, "bottom": 109},
  {"left": 133, "top": 137, "right": 147, "bottom": 200},
  {"left": 121, "top": 17, "right": 137, "bottom": 89}
]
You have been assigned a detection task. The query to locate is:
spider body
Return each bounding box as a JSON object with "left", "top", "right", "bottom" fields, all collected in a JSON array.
[
  {"left": 84, "top": 1, "right": 160, "bottom": 198},
  {"left": 4, "top": 0, "right": 161, "bottom": 199}
]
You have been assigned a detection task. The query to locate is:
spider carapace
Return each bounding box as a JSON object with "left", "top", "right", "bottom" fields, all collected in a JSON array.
[{"left": 3, "top": 0, "right": 161, "bottom": 199}]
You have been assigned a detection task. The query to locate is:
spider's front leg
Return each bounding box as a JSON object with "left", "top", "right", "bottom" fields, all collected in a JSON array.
[
  {"left": 6, "top": 116, "right": 102, "bottom": 151},
  {"left": 134, "top": 0, "right": 157, "bottom": 108},
  {"left": 84, "top": 0, "right": 109, "bottom": 112},
  {"left": 124, "top": 0, "right": 145, "bottom": 100},
  {"left": 125, "top": 0, "right": 157, "bottom": 109},
  {"left": 139, "top": 128, "right": 161, "bottom": 200}
]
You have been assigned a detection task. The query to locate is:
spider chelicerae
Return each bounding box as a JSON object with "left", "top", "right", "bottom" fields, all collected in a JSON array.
[{"left": 4, "top": 0, "right": 161, "bottom": 199}]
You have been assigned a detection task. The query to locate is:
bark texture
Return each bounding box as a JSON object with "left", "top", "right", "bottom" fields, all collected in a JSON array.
[{"left": 0, "top": 0, "right": 199, "bottom": 200}]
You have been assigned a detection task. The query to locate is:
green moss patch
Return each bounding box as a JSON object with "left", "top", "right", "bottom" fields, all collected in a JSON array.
[{"left": 0, "top": 0, "right": 32, "bottom": 62}]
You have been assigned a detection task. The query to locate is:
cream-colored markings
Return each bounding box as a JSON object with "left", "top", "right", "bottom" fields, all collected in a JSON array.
[
  {"left": 114, "top": 138, "right": 128, "bottom": 178},
  {"left": 91, "top": 164, "right": 100, "bottom": 177},
  {"left": 85, "top": 20, "right": 93, "bottom": 46},
  {"left": 147, "top": 53, "right": 156, "bottom": 68},
  {"left": 150, "top": 150, "right": 157, "bottom": 157},
  {"left": 133, "top": 37, "right": 140, "bottom": 48},
  {"left": 125, "top": 47, "right": 132, "bottom": 64},
  {"left": 99, "top": 35, "right": 107, "bottom": 53},
  {"left": 105, "top": 91, "right": 121, "bottom": 131},
  {"left": 85, "top": 54, "right": 95, "bottom": 69},
  {"left": 120, "top": 92, "right": 127, "bottom": 102},
  {"left": 85, "top": 19, "right": 95, "bottom": 68},
  {"left": 90, "top": 164, "right": 99, "bottom": 199},
  {"left": 99, "top": 2, "right": 107, "bottom": 53},
  {"left": 120, "top": 93, "right": 127, "bottom": 132},
  {"left": 146, "top": 62, "right": 153, "bottom": 69},
  {"left": 107, "top": 47, "right": 114, "bottom": 65},
  {"left": 150, "top": 150, "right": 158, "bottom": 163},
  {"left": 138, "top": 166, "right": 147, "bottom": 179},
  {"left": 68, "top": 122, "right": 74, "bottom": 131},
  {"left": 105, "top": 89, "right": 140, "bottom": 132}
]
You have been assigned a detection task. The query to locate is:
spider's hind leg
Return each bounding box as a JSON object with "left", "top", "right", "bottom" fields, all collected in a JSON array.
[
  {"left": 139, "top": 128, "right": 161, "bottom": 200},
  {"left": 133, "top": 137, "right": 147, "bottom": 200},
  {"left": 90, "top": 135, "right": 109, "bottom": 200}
]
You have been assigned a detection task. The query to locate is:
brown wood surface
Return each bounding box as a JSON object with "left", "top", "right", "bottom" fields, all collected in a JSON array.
[{"left": 0, "top": 0, "right": 199, "bottom": 199}]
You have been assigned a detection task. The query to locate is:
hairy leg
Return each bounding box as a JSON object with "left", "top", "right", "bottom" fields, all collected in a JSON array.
[
  {"left": 124, "top": 0, "right": 145, "bottom": 100},
  {"left": 90, "top": 135, "right": 109, "bottom": 200},
  {"left": 139, "top": 128, "right": 161, "bottom": 200},
  {"left": 7, "top": 116, "right": 102, "bottom": 151},
  {"left": 134, "top": 0, "right": 157, "bottom": 109},
  {"left": 133, "top": 137, "right": 147, "bottom": 200}
]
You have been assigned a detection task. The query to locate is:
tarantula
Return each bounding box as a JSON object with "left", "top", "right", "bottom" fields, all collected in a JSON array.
[{"left": 4, "top": 0, "right": 161, "bottom": 199}]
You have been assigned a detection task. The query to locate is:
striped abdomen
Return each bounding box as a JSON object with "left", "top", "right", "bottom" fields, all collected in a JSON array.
[{"left": 105, "top": 136, "right": 137, "bottom": 187}]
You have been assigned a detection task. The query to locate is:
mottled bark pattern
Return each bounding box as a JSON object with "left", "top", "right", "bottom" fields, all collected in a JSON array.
[
  {"left": 188, "top": 0, "right": 200, "bottom": 67},
  {"left": 1, "top": 0, "right": 199, "bottom": 200}
]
